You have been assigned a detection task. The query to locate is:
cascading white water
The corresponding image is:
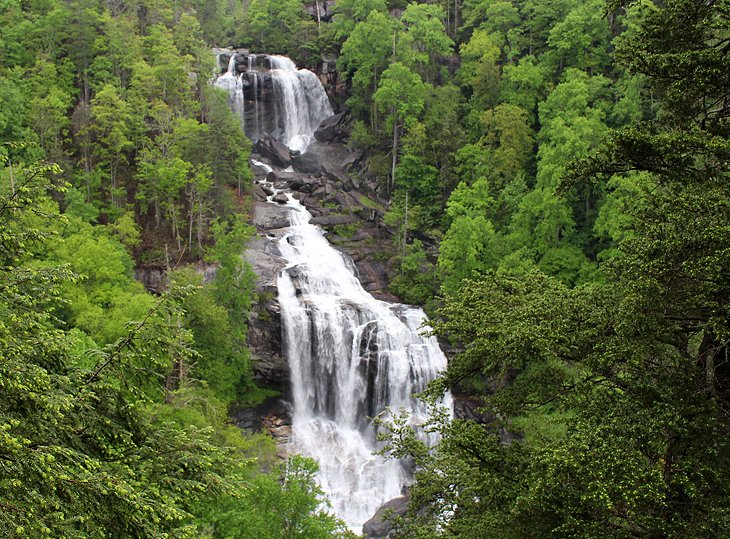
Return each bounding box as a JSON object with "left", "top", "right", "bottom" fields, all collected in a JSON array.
[
  {"left": 275, "top": 194, "right": 450, "bottom": 532},
  {"left": 213, "top": 55, "right": 244, "bottom": 123},
  {"left": 268, "top": 56, "right": 333, "bottom": 153},
  {"left": 213, "top": 52, "right": 333, "bottom": 153},
  {"left": 215, "top": 51, "right": 450, "bottom": 532}
]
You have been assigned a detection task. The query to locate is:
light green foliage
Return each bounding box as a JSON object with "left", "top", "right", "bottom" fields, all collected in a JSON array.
[
  {"left": 461, "top": 0, "right": 520, "bottom": 43},
  {"left": 503, "top": 69, "right": 611, "bottom": 282},
  {"left": 37, "top": 210, "right": 154, "bottom": 344},
  {"left": 421, "top": 83, "right": 465, "bottom": 182},
  {"left": 374, "top": 63, "right": 428, "bottom": 131},
  {"left": 389, "top": 239, "right": 438, "bottom": 307},
  {"left": 500, "top": 55, "right": 548, "bottom": 124},
  {"left": 0, "top": 156, "right": 241, "bottom": 538},
  {"left": 455, "top": 103, "right": 533, "bottom": 200},
  {"left": 438, "top": 213, "right": 500, "bottom": 294},
  {"left": 458, "top": 28, "right": 502, "bottom": 109},
  {"left": 243, "top": 0, "right": 307, "bottom": 55},
  {"left": 109, "top": 210, "right": 142, "bottom": 251},
  {"left": 398, "top": 4, "right": 454, "bottom": 82},
  {"left": 25, "top": 58, "right": 75, "bottom": 158},
  {"left": 385, "top": 0, "right": 730, "bottom": 536},
  {"left": 339, "top": 10, "right": 399, "bottom": 123},
  {"left": 0, "top": 68, "right": 31, "bottom": 146},
  {"left": 204, "top": 456, "right": 352, "bottom": 538},
  {"left": 545, "top": 0, "right": 611, "bottom": 74},
  {"left": 205, "top": 215, "right": 256, "bottom": 397},
  {"left": 89, "top": 83, "right": 133, "bottom": 211},
  {"left": 327, "top": 0, "right": 387, "bottom": 43},
  {"left": 170, "top": 268, "right": 251, "bottom": 402}
]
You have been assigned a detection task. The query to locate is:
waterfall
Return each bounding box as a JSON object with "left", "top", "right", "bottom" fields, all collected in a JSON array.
[
  {"left": 213, "top": 55, "right": 244, "bottom": 123},
  {"left": 214, "top": 51, "right": 450, "bottom": 533},
  {"left": 213, "top": 52, "right": 333, "bottom": 153},
  {"left": 276, "top": 194, "right": 450, "bottom": 532}
]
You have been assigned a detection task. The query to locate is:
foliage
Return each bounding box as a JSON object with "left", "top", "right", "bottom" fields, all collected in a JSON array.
[
  {"left": 202, "top": 455, "right": 353, "bottom": 539},
  {"left": 380, "top": 0, "right": 730, "bottom": 536}
]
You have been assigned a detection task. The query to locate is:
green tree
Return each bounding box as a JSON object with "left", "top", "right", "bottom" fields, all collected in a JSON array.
[
  {"left": 398, "top": 3, "right": 454, "bottom": 83},
  {"left": 89, "top": 83, "right": 133, "bottom": 211},
  {"left": 327, "top": 0, "right": 387, "bottom": 43},
  {"left": 0, "top": 154, "right": 246, "bottom": 538},
  {"left": 374, "top": 62, "right": 428, "bottom": 192},
  {"left": 243, "top": 0, "right": 306, "bottom": 55},
  {"left": 338, "top": 10, "right": 399, "bottom": 125},
  {"left": 204, "top": 456, "right": 352, "bottom": 538},
  {"left": 458, "top": 28, "right": 502, "bottom": 110},
  {"left": 385, "top": 0, "right": 730, "bottom": 536}
]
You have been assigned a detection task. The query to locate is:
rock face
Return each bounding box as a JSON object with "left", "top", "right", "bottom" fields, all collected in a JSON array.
[
  {"left": 231, "top": 396, "right": 292, "bottom": 459},
  {"left": 244, "top": 139, "right": 404, "bottom": 390},
  {"left": 245, "top": 202, "right": 291, "bottom": 387},
  {"left": 314, "top": 112, "right": 347, "bottom": 143},
  {"left": 255, "top": 138, "right": 292, "bottom": 168},
  {"left": 362, "top": 495, "right": 409, "bottom": 538},
  {"left": 134, "top": 261, "right": 217, "bottom": 294}
]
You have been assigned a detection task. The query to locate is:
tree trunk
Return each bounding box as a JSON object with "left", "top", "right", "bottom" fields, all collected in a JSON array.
[
  {"left": 188, "top": 186, "right": 195, "bottom": 252},
  {"left": 197, "top": 197, "right": 204, "bottom": 252},
  {"left": 403, "top": 190, "right": 408, "bottom": 257},
  {"left": 391, "top": 120, "right": 399, "bottom": 193}
]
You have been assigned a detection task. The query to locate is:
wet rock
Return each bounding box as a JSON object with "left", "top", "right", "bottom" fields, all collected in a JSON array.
[
  {"left": 255, "top": 138, "right": 292, "bottom": 168},
  {"left": 314, "top": 112, "right": 346, "bottom": 143},
  {"left": 266, "top": 170, "right": 299, "bottom": 183},
  {"left": 232, "top": 396, "right": 290, "bottom": 433},
  {"left": 292, "top": 151, "right": 324, "bottom": 174},
  {"left": 289, "top": 176, "right": 320, "bottom": 193},
  {"left": 253, "top": 183, "right": 270, "bottom": 202},
  {"left": 362, "top": 496, "right": 409, "bottom": 538},
  {"left": 252, "top": 200, "right": 291, "bottom": 230},
  {"left": 310, "top": 214, "right": 359, "bottom": 227},
  {"left": 272, "top": 193, "right": 289, "bottom": 204}
]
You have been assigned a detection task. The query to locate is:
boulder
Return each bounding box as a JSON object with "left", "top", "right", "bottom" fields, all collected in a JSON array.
[
  {"left": 314, "top": 112, "right": 346, "bottom": 143},
  {"left": 255, "top": 138, "right": 292, "bottom": 168},
  {"left": 362, "top": 496, "right": 409, "bottom": 538},
  {"left": 266, "top": 170, "right": 299, "bottom": 183},
  {"left": 272, "top": 193, "right": 289, "bottom": 204},
  {"left": 252, "top": 200, "right": 291, "bottom": 230},
  {"left": 322, "top": 163, "right": 356, "bottom": 190},
  {"left": 310, "top": 214, "right": 359, "bottom": 227},
  {"left": 289, "top": 176, "right": 320, "bottom": 193},
  {"left": 252, "top": 183, "right": 270, "bottom": 202},
  {"left": 292, "top": 151, "right": 324, "bottom": 174},
  {"left": 340, "top": 149, "right": 364, "bottom": 170}
]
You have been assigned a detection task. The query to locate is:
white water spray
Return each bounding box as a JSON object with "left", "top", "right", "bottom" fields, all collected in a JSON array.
[
  {"left": 213, "top": 52, "right": 332, "bottom": 153},
  {"left": 275, "top": 194, "right": 450, "bottom": 532}
]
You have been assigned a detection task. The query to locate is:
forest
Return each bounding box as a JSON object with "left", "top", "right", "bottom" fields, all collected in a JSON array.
[{"left": 1, "top": 0, "right": 729, "bottom": 536}]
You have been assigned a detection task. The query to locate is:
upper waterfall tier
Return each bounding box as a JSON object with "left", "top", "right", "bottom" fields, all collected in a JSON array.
[{"left": 213, "top": 52, "right": 333, "bottom": 153}]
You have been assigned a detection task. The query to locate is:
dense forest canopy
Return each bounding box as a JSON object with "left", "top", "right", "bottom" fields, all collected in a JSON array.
[{"left": 1, "top": 0, "right": 729, "bottom": 535}]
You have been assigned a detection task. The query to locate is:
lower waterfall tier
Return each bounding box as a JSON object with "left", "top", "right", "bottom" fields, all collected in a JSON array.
[{"left": 275, "top": 193, "right": 449, "bottom": 532}]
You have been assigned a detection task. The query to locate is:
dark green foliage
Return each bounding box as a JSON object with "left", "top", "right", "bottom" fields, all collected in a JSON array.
[
  {"left": 379, "top": 0, "right": 730, "bottom": 536},
  {"left": 0, "top": 150, "right": 344, "bottom": 538},
  {"left": 0, "top": 157, "right": 228, "bottom": 537}
]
